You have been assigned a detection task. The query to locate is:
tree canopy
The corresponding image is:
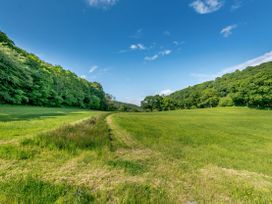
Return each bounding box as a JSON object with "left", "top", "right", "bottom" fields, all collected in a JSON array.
[
  {"left": 0, "top": 31, "right": 108, "bottom": 110},
  {"left": 141, "top": 62, "right": 272, "bottom": 111}
]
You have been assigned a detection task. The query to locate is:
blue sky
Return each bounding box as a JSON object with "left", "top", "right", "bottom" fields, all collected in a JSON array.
[{"left": 1, "top": 0, "right": 272, "bottom": 105}]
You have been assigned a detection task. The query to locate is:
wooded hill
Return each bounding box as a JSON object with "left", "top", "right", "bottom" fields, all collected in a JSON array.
[
  {"left": 0, "top": 31, "right": 110, "bottom": 110},
  {"left": 141, "top": 62, "right": 272, "bottom": 111}
]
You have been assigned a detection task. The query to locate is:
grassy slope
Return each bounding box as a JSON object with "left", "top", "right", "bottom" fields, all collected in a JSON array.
[
  {"left": 112, "top": 107, "right": 272, "bottom": 202},
  {"left": 1, "top": 106, "right": 272, "bottom": 203}
]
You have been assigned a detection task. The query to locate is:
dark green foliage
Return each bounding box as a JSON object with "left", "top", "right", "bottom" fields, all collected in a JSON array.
[
  {"left": 0, "top": 31, "right": 108, "bottom": 110},
  {"left": 0, "top": 31, "right": 14, "bottom": 47},
  {"left": 0, "top": 176, "right": 94, "bottom": 203},
  {"left": 142, "top": 62, "right": 272, "bottom": 111},
  {"left": 141, "top": 95, "right": 164, "bottom": 111}
]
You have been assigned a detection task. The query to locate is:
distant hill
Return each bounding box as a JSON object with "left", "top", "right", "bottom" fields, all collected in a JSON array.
[
  {"left": 141, "top": 62, "right": 272, "bottom": 111},
  {"left": 112, "top": 101, "right": 142, "bottom": 112},
  {"left": 0, "top": 31, "right": 109, "bottom": 110}
]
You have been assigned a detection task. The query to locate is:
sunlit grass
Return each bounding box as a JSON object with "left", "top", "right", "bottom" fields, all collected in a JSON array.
[
  {"left": 0, "top": 105, "right": 101, "bottom": 141},
  {"left": 112, "top": 107, "right": 272, "bottom": 202},
  {"left": 1, "top": 106, "right": 272, "bottom": 203}
]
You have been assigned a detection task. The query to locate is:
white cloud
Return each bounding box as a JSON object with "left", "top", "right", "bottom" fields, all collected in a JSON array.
[
  {"left": 191, "top": 51, "right": 272, "bottom": 81},
  {"left": 144, "top": 54, "right": 159, "bottom": 61},
  {"left": 220, "top": 51, "right": 272, "bottom": 74},
  {"left": 190, "top": 0, "right": 223, "bottom": 14},
  {"left": 130, "top": 44, "right": 146, "bottom": 50},
  {"left": 89, "top": 65, "right": 98, "bottom": 73},
  {"left": 173, "top": 41, "right": 179, "bottom": 46},
  {"left": 159, "top": 50, "right": 172, "bottom": 56},
  {"left": 220, "top": 24, "right": 237, "bottom": 37},
  {"left": 231, "top": 0, "right": 242, "bottom": 10},
  {"left": 87, "top": 0, "right": 118, "bottom": 9},
  {"left": 80, "top": 75, "right": 87, "bottom": 79},
  {"left": 159, "top": 89, "right": 173, "bottom": 96},
  {"left": 144, "top": 49, "right": 172, "bottom": 61}
]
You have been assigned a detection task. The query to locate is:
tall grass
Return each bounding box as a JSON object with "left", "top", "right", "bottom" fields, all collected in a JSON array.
[
  {"left": 0, "top": 176, "right": 94, "bottom": 204},
  {"left": 28, "top": 114, "right": 112, "bottom": 153}
]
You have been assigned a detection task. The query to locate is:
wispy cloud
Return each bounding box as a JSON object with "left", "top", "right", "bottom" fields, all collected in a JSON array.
[
  {"left": 191, "top": 51, "right": 272, "bottom": 81},
  {"left": 159, "top": 89, "right": 173, "bottom": 96},
  {"left": 130, "top": 44, "right": 146, "bottom": 50},
  {"left": 159, "top": 50, "right": 172, "bottom": 56},
  {"left": 80, "top": 75, "right": 87, "bottom": 79},
  {"left": 144, "top": 54, "right": 159, "bottom": 61},
  {"left": 173, "top": 41, "right": 179, "bottom": 46},
  {"left": 220, "top": 51, "right": 272, "bottom": 74},
  {"left": 130, "top": 29, "right": 143, "bottom": 39},
  {"left": 145, "top": 49, "right": 172, "bottom": 61},
  {"left": 231, "top": 0, "right": 243, "bottom": 10},
  {"left": 190, "top": 0, "right": 223, "bottom": 14},
  {"left": 87, "top": 0, "right": 119, "bottom": 9},
  {"left": 89, "top": 67, "right": 111, "bottom": 80},
  {"left": 163, "top": 30, "right": 171, "bottom": 36},
  {"left": 220, "top": 24, "right": 237, "bottom": 37},
  {"left": 89, "top": 65, "right": 98, "bottom": 73}
]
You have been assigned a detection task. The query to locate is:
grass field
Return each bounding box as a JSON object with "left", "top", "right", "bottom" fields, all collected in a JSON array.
[
  {"left": 111, "top": 108, "right": 272, "bottom": 202},
  {"left": 0, "top": 106, "right": 272, "bottom": 203},
  {"left": 0, "top": 105, "right": 101, "bottom": 142}
]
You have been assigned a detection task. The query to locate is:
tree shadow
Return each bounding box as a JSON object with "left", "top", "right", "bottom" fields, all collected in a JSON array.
[{"left": 0, "top": 112, "right": 81, "bottom": 122}]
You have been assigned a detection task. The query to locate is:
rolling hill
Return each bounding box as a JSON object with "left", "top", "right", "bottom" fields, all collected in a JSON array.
[
  {"left": 142, "top": 62, "right": 272, "bottom": 111},
  {"left": 0, "top": 31, "right": 108, "bottom": 110}
]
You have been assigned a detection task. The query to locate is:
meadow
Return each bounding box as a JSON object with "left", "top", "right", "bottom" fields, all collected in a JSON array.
[{"left": 0, "top": 105, "right": 272, "bottom": 203}]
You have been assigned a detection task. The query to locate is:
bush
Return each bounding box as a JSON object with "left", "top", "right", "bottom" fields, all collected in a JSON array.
[{"left": 219, "top": 96, "right": 234, "bottom": 107}]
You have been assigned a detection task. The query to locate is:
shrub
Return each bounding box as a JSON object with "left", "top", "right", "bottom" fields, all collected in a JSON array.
[{"left": 219, "top": 96, "right": 234, "bottom": 107}]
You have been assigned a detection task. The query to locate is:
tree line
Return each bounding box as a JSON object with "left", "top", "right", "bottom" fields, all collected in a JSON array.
[
  {"left": 0, "top": 31, "right": 110, "bottom": 110},
  {"left": 141, "top": 62, "right": 272, "bottom": 111}
]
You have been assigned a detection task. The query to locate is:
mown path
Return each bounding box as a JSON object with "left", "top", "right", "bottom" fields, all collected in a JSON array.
[{"left": 106, "top": 114, "right": 196, "bottom": 203}]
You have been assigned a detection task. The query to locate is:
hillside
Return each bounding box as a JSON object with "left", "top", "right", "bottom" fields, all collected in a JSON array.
[
  {"left": 141, "top": 62, "right": 272, "bottom": 111},
  {"left": 0, "top": 31, "right": 108, "bottom": 110}
]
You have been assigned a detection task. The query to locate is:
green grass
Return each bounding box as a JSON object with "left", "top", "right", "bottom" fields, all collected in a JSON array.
[
  {"left": 0, "top": 105, "right": 101, "bottom": 141},
  {"left": 0, "top": 176, "right": 94, "bottom": 204},
  {"left": 1, "top": 105, "right": 272, "bottom": 203},
  {"left": 112, "top": 107, "right": 272, "bottom": 202},
  {"left": 31, "top": 113, "right": 111, "bottom": 153},
  {"left": 112, "top": 107, "right": 272, "bottom": 173}
]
